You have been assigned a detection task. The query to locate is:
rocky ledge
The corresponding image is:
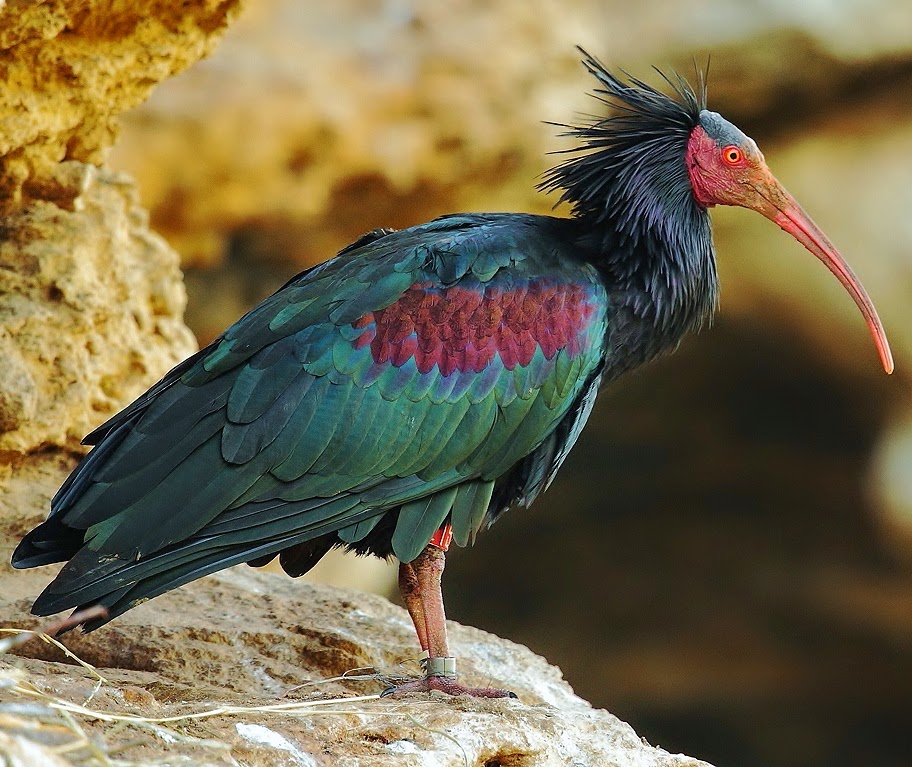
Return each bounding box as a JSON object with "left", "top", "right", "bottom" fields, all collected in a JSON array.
[{"left": 1, "top": 474, "right": 711, "bottom": 767}]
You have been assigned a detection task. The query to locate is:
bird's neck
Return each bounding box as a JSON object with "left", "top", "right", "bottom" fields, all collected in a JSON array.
[{"left": 574, "top": 207, "right": 719, "bottom": 378}]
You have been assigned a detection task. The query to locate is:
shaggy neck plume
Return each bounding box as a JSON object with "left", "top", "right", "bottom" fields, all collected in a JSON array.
[{"left": 541, "top": 51, "right": 720, "bottom": 367}]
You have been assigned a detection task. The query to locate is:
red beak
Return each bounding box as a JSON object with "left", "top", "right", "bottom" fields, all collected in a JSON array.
[{"left": 749, "top": 173, "right": 893, "bottom": 375}]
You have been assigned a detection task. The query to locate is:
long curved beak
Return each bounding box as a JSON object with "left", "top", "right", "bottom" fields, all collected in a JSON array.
[{"left": 749, "top": 173, "right": 893, "bottom": 375}]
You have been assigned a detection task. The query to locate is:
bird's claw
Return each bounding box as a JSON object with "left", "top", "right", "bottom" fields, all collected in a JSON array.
[{"left": 381, "top": 675, "right": 517, "bottom": 699}]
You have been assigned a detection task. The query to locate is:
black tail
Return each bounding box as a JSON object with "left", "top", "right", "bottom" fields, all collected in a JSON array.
[{"left": 11, "top": 419, "right": 137, "bottom": 569}]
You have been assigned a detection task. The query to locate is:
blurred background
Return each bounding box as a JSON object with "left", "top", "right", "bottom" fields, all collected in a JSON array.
[{"left": 107, "top": 2, "right": 912, "bottom": 766}]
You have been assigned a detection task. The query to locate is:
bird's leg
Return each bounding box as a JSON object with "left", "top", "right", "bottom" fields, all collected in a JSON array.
[
  {"left": 397, "top": 561, "right": 428, "bottom": 652},
  {"left": 383, "top": 530, "right": 516, "bottom": 699},
  {"left": 413, "top": 543, "right": 450, "bottom": 658}
]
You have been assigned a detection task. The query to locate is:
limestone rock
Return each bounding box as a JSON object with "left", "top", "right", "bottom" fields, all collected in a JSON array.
[
  {"left": 108, "top": 0, "right": 586, "bottom": 269},
  {"left": 0, "top": 455, "right": 705, "bottom": 767},
  {"left": 0, "top": 0, "right": 243, "bottom": 208},
  {"left": 1, "top": 545, "right": 712, "bottom": 767},
  {"left": 0, "top": 163, "right": 196, "bottom": 454},
  {"left": 0, "top": 0, "right": 243, "bottom": 454},
  {"left": 0, "top": 456, "right": 713, "bottom": 766}
]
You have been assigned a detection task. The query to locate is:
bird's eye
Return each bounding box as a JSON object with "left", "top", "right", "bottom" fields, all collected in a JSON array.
[{"left": 722, "top": 145, "right": 743, "bottom": 165}]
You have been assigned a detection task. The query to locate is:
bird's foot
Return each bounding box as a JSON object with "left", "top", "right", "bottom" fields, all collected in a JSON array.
[
  {"left": 382, "top": 655, "right": 515, "bottom": 698},
  {"left": 381, "top": 675, "right": 517, "bottom": 699}
]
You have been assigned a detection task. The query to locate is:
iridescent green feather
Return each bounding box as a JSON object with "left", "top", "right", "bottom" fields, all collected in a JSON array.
[{"left": 20, "top": 213, "right": 611, "bottom": 626}]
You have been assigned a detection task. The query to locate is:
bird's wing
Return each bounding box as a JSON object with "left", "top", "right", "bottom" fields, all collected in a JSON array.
[
  {"left": 77, "top": 227, "right": 399, "bottom": 449},
  {"left": 18, "top": 214, "right": 608, "bottom": 622}
]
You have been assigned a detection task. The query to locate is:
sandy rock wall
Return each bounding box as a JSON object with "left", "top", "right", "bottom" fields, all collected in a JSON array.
[
  {"left": 0, "top": 165, "right": 196, "bottom": 453},
  {"left": 0, "top": 0, "right": 242, "bottom": 207},
  {"left": 0, "top": 0, "right": 247, "bottom": 453}
]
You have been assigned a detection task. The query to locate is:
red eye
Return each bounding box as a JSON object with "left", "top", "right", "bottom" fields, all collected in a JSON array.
[{"left": 722, "top": 145, "right": 743, "bottom": 165}]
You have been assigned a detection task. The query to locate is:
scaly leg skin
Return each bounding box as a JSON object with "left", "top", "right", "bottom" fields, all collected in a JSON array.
[
  {"left": 384, "top": 543, "right": 517, "bottom": 699},
  {"left": 398, "top": 561, "right": 428, "bottom": 652}
]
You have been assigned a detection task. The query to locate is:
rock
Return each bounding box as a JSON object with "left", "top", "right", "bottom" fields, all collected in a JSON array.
[
  {"left": 0, "top": 0, "right": 247, "bottom": 455},
  {"left": 108, "top": 0, "right": 584, "bottom": 269},
  {"left": 0, "top": 0, "right": 243, "bottom": 208},
  {"left": 0, "top": 164, "right": 196, "bottom": 454},
  {"left": 0, "top": 459, "right": 712, "bottom": 766},
  {"left": 1, "top": 542, "right": 712, "bottom": 767}
]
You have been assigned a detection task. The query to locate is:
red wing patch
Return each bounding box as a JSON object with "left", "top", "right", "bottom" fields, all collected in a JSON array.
[{"left": 352, "top": 280, "right": 597, "bottom": 375}]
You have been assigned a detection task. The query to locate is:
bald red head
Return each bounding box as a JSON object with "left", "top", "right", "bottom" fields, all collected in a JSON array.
[{"left": 685, "top": 112, "right": 893, "bottom": 375}]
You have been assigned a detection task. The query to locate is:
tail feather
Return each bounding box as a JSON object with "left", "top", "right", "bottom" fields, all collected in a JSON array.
[
  {"left": 29, "top": 503, "right": 390, "bottom": 627},
  {"left": 14, "top": 417, "right": 139, "bottom": 570},
  {"left": 50, "top": 420, "right": 136, "bottom": 516},
  {"left": 9, "top": 518, "right": 84, "bottom": 569}
]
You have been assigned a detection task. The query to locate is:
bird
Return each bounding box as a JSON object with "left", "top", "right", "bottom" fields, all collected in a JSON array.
[{"left": 13, "top": 50, "right": 893, "bottom": 698}]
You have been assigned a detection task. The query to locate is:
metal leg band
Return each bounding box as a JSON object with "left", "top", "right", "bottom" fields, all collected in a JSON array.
[{"left": 421, "top": 656, "right": 457, "bottom": 678}]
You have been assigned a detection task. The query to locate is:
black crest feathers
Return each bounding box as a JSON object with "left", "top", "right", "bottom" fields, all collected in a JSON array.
[{"left": 540, "top": 49, "right": 707, "bottom": 227}]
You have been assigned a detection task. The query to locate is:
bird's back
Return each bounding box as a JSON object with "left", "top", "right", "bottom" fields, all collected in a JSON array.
[{"left": 13, "top": 213, "right": 610, "bottom": 628}]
